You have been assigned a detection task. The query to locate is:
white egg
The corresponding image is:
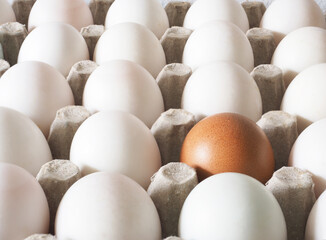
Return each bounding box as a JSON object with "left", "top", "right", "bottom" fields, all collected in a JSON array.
[
  {"left": 183, "top": 0, "right": 249, "bottom": 32},
  {"left": 70, "top": 111, "right": 161, "bottom": 189},
  {"left": 18, "top": 22, "right": 89, "bottom": 76},
  {"left": 0, "top": 0, "right": 16, "bottom": 25},
  {"left": 28, "top": 0, "right": 93, "bottom": 31},
  {"left": 83, "top": 60, "right": 164, "bottom": 128},
  {"left": 260, "top": 0, "right": 326, "bottom": 45},
  {"left": 93, "top": 22, "right": 166, "bottom": 78},
  {"left": 55, "top": 172, "right": 161, "bottom": 240},
  {"left": 305, "top": 190, "right": 326, "bottom": 240},
  {"left": 105, "top": 0, "right": 169, "bottom": 39},
  {"left": 0, "top": 107, "right": 52, "bottom": 176},
  {"left": 181, "top": 61, "right": 262, "bottom": 122},
  {"left": 179, "top": 173, "right": 287, "bottom": 239},
  {"left": 289, "top": 118, "right": 326, "bottom": 198},
  {"left": 182, "top": 20, "right": 254, "bottom": 72},
  {"left": 281, "top": 63, "right": 326, "bottom": 133},
  {"left": 0, "top": 61, "right": 74, "bottom": 137},
  {"left": 271, "top": 26, "right": 326, "bottom": 87},
  {"left": 0, "top": 163, "right": 50, "bottom": 240}
]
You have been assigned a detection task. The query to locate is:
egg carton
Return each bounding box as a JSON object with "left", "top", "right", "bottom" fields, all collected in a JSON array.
[{"left": 0, "top": 0, "right": 322, "bottom": 240}]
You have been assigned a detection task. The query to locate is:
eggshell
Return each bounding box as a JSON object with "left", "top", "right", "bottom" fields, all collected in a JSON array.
[
  {"left": 0, "top": 163, "right": 50, "bottom": 240},
  {"left": 28, "top": 0, "right": 93, "bottom": 31},
  {"left": 183, "top": 0, "right": 249, "bottom": 32},
  {"left": 0, "top": 107, "right": 52, "bottom": 176},
  {"left": 70, "top": 111, "right": 161, "bottom": 189},
  {"left": 305, "top": 190, "right": 326, "bottom": 240},
  {"left": 0, "top": 61, "right": 74, "bottom": 137},
  {"left": 288, "top": 118, "right": 326, "bottom": 198},
  {"left": 271, "top": 27, "right": 326, "bottom": 87},
  {"left": 83, "top": 60, "right": 164, "bottom": 128},
  {"left": 260, "top": 0, "right": 326, "bottom": 45},
  {"left": 105, "top": 0, "right": 169, "bottom": 39},
  {"left": 281, "top": 63, "right": 326, "bottom": 133},
  {"left": 55, "top": 172, "right": 161, "bottom": 240},
  {"left": 18, "top": 22, "right": 89, "bottom": 76},
  {"left": 178, "top": 173, "right": 287, "bottom": 239},
  {"left": 182, "top": 20, "right": 254, "bottom": 72},
  {"left": 94, "top": 22, "right": 166, "bottom": 78},
  {"left": 0, "top": 0, "right": 16, "bottom": 25},
  {"left": 181, "top": 61, "right": 262, "bottom": 122},
  {"left": 180, "top": 113, "right": 274, "bottom": 183}
]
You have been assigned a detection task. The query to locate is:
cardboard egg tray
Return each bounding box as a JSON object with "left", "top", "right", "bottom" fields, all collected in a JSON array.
[{"left": 0, "top": 0, "right": 324, "bottom": 239}]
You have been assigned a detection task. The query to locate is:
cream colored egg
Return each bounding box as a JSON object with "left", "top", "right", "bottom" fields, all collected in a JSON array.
[
  {"left": 260, "top": 0, "right": 326, "bottom": 45},
  {"left": 181, "top": 61, "right": 262, "bottom": 122},
  {"left": 28, "top": 0, "right": 93, "bottom": 31},
  {"left": 55, "top": 172, "right": 161, "bottom": 240},
  {"left": 83, "top": 60, "right": 164, "bottom": 128},
  {"left": 179, "top": 173, "right": 287, "bottom": 239},
  {"left": 281, "top": 63, "right": 326, "bottom": 133},
  {"left": 18, "top": 22, "right": 89, "bottom": 76},
  {"left": 182, "top": 20, "right": 254, "bottom": 72},
  {"left": 183, "top": 0, "right": 249, "bottom": 32},
  {"left": 105, "top": 0, "right": 169, "bottom": 39},
  {"left": 0, "top": 163, "right": 50, "bottom": 240},
  {"left": 93, "top": 22, "right": 166, "bottom": 78},
  {"left": 0, "top": 107, "right": 52, "bottom": 176},
  {"left": 271, "top": 26, "right": 326, "bottom": 87},
  {"left": 0, "top": 61, "right": 74, "bottom": 137},
  {"left": 0, "top": 0, "right": 16, "bottom": 25},
  {"left": 70, "top": 111, "right": 161, "bottom": 189}
]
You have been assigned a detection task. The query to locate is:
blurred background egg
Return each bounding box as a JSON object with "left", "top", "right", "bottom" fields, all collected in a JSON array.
[
  {"left": 180, "top": 113, "right": 274, "bottom": 183},
  {"left": 178, "top": 173, "right": 287, "bottom": 239},
  {"left": 18, "top": 22, "right": 89, "bottom": 76},
  {"left": 55, "top": 172, "right": 161, "bottom": 240},
  {"left": 83, "top": 60, "right": 164, "bottom": 128},
  {"left": 181, "top": 61, "right": 262, "bottom": 122},
  {"left": 70, "top": 111, "right": 161, "bottom": 189},
  {"left": 0, "top": 107, "right": 52, "bottom": 176},
  {"left": 0, "top": 0, "right": 16, "bottom": 25},
  {"left": 183, "top": 0, "right": 249, "bottom": 32},
  {"left": 0, "top": 163, "right": 50, "bottom": 240},
  {"left": 260, "top": 0, "right": 326, "bottom": 45},
  {"left": 0, "top": 61, "right": 74, "bottom": 137},
  {"left": 28, "top": 0, "right": 93, "bottom": 31},
  {"left": 105, "top": 0, "right": 169, "bottom": 39},
  {"left": 94, "top": 22, "right": 166, "bottom": 78},
  {"left": 182, "top": 20, "right": 254, "bottom": 72}
]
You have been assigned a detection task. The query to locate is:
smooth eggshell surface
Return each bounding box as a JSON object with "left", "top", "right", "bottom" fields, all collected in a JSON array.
[
  {"left": 18, "top": 22, "right": 89, "bottom": 76},
  {"left": 0, "top": 163, "right": 50, "bottom": 240},
  {"left": 289, "top": 118, "right": 326, "bottom": 198},
  {"left": 182, "top": 20, "right": 254, "bottom": 72},
  {"left": 83, "top": 60, "right": 164, "bottom": 128},
  {"left": 28, "top": 0, "right": 93, "bottom": 31},
  {"left": 0, "top": 107, "right": 52, "bottom": 176},
  {"left": 305, "top": 190, "right": 326, "bottom": 240},
  {"left": 271, "top": 26, "right": 326, "bottom": 87},
  {"left": 180, "top": 113, "right": 274, "bottom": 183},
  {"left": 0, "top": 0, "right": 16, "bottom": 25},
  {"left": 70, "top": 111, "right": 161, "bottom": 189},
  {"left": 55, "top": 172, "right": 161, "bottom": 240},
  {"left": 281, "top": 63, "right": 326, "bottom": 133},
  {"left": 0, "top": 61, "right": 74, "bottom": 137},
  {"left": 181, "top": 61, "right": 262, "bottom": 122},
  {"left": 94, "top": 22, "right": 166, "bottom": 78},
  {"left": 260, "top": 0, "right": 326, "bottom": 45},
  {"left": 183, "top": 0, "right": 249, "bottom": 32},
  {"left": 178, "top": 173, "right": 287, "bottom": 240},
  {"left": 105, "top": 0, "right": 169, "bottom": 39}
]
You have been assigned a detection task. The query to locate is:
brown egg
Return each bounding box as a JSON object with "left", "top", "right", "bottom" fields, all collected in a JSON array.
[{"left": 180, "top": 113, "right": 274, "bottom": 183}]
